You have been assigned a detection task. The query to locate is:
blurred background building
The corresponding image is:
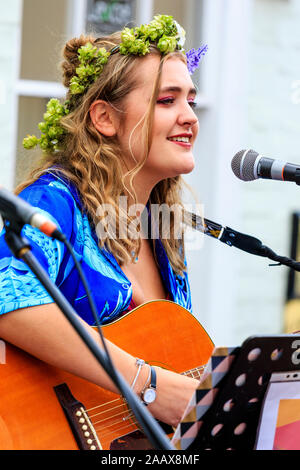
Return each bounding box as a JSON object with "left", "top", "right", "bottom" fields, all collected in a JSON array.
[{"left": 1, "top": 0, "right": 300, "bottom": 347}]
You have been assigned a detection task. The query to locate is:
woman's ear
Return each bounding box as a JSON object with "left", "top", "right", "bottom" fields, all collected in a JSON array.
[{"left": 89, "top": 100, "right": 118, "bottom": 137}]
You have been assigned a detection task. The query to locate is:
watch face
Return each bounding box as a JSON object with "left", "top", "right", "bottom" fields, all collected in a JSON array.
[{"left": 143, "top": 388, "right": 156, "bottom": 404}]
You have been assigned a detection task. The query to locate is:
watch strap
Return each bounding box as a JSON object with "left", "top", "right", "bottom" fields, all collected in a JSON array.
[
  {"left": 149, "top": 366, "right": 156, "bottom": 390},
  {"left": 141, "top": 366, "right": 157, "bottom": 405}
]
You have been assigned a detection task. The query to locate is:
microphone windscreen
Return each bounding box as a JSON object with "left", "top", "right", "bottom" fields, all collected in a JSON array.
[{"left": 231, "top": 149, "right": 259, "bottom": 181}]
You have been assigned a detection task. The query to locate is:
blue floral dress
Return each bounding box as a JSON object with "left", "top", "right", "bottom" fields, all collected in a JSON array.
[{"left": 0, "top": 173, "right": 192, "bottom": 325}]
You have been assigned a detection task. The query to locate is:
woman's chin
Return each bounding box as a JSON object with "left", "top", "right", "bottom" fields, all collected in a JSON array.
[{"left": 178, "top": 156, "right": 195, "bottom": 175}]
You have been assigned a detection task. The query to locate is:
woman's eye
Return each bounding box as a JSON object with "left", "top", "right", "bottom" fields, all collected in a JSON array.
[
  {"left": 157, "top": 97, "right": 198, "bottom": 108},
  {"left": 157, "top": 97, "right": 174, "bottom": 105},
  {"left": 188, "top": 101, "right": 197, "bottom": 109}
]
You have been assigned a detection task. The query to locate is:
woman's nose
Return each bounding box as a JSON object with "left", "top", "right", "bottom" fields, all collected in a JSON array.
[{"left": 178, "top": 102, "right": 198, "bottom": 128}]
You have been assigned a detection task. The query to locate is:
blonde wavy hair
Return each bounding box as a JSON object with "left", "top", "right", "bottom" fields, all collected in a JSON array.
[{"left": 16, "top": 32, "right": 190, "bottom": 275}]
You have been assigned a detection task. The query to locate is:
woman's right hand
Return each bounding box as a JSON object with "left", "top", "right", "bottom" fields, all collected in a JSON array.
[{"left": 137, "top": 365, "right": 200, "bottom": 428}]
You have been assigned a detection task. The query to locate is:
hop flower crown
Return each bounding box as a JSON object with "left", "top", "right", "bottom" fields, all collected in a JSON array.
[{"left": 23, "top": 15, "right": 207, "bottom": 153}]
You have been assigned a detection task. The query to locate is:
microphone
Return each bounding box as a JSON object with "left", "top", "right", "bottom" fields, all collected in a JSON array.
[
  {"left": 0, "top": 186, "right": 65, "bottom": 241},
  {"left": 231, "top": 149, "right": 300, "bottom": 185}
]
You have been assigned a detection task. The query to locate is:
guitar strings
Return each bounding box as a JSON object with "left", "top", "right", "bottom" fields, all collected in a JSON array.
[
  {"left": 87, "top": 398, "right": 126, "bottom": 418},
  {"left": 89, "top": 401, "right": 138, "bottom": 438},
  {"left": 87, "top": 397, "right": 135, "bottom": 431},
  {"left": 96, "top": 418, "right": 139, "bottom": 442},
  {"left": 91, "top": 405, "right": 133, "bottom": 426}
]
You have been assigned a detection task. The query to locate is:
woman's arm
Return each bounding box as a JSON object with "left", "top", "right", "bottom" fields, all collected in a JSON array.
[{"left": 0, "top": 303, "right": 199, "bottom": 427}]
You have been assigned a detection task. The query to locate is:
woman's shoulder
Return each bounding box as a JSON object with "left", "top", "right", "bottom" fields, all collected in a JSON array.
[
  {"left": 19, "top": 171, "right": 83, "bottom": 240},
  {"left": 20, "top": 171, "right": 81, "bottom": 208}
]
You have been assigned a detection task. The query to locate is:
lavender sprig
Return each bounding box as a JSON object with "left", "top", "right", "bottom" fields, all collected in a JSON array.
[{"left": 186, "top": 45, "right": 208, "bottom": 75}]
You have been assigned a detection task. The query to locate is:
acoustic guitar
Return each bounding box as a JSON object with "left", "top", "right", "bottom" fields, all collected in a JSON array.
[{"left": 0, "top": 300, "right": 214, "bottom": 450}]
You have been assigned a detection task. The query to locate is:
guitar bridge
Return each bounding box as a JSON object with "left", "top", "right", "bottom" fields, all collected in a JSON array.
[{"left": 54, "top": 383, "right": 102, "bottom": 450}]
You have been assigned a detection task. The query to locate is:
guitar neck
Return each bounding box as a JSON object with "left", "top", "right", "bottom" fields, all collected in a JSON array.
[{"left": 182, "top": 365, "right": 206, "bottom": 380}]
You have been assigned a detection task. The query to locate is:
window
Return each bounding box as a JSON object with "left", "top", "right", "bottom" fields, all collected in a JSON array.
[
  {"left": 16, "top": 0, "right": 70, "bottom": 186},
  {"left": 86, "top": 0, "right": 136, "bottom": 34}
]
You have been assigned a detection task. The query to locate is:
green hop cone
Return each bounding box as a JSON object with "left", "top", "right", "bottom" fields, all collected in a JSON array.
[
  {"left": 75, "top": 65, "right": 88, "bottom": 80},
  {"left": 23, "top": 97, "right": 68, "bottom": 153},
  {"left": 97, "top": 48, "right": 110, "bottom": 64},
  {"left": 47, "top": 124, "right": 63, "bottom": 140},
  {"left": 76, "top": 63, "right": 96, "bottom": 80},
  {"left": 38, "top": 121, "right": 47, "bottom": 134},
  {"left": 78, "top": 42, "right": 98, "bottom": 63},
  {"left": 23, "top": 135, "right": 39, "bottom": 150},
  {"left": 157, "top": 36, "right": 177, "bottom": 54},
  {"left": 143, "top": 23, "right": 160, "bottom": 41},
  {"left": 47, "top": 98, "right": 63, "bottom": 114},
  {"left": 131, "top": 39, "right": 150, "bottom": 55},
  {"left": 154, "top": 15, "right": 177, "bottom": 36},
  {"left": 69, "top": 77, "right": 85, "bottom": 95},
  {"left": 137, "top": 24, "right": 151, "bottom": 39},
  {"left": 119, "top": 43, "right": 130, "bottom": 55},
  {"left": 39, "top": 134, "right": 51, "bottom": 151},
  {"left": 121, "top": 27, "right": 136, "bottom": 45}
]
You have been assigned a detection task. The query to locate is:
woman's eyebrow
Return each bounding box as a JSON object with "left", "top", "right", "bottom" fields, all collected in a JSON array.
[{"left": 158, "top": 86, "right": 197, "bottom": 96}]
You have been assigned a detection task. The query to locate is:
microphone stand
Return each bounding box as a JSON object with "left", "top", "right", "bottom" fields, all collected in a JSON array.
[{"left": 3, "top": 220, "right": 174, "bottom": 451}]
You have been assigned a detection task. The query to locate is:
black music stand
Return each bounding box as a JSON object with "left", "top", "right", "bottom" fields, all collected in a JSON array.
[{"left": 172, "top": 334, "right": 300, "bottom": 451}]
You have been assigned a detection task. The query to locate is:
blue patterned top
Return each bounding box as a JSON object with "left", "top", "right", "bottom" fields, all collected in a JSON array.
[{"left": 0, "top": 173, "right": 192, "bottom": 325}]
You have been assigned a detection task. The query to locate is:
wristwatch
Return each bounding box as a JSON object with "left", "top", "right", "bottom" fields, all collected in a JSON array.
[{"left": 141, "top": 366, "right": 157, "bottom": 405}]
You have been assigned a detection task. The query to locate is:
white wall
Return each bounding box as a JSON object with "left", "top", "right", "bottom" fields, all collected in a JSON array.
[
  {"left": 185, "top": 0, "right": 253, "bottom": 347},
  {"left": 0, "top": 0, "right": 22, "bottom": 189},
  {"left": 235, "top": 0, "right": 300, "bottom": 341},
  {"left": 187, "top": 0, "right": 300, "bottom": 348}
]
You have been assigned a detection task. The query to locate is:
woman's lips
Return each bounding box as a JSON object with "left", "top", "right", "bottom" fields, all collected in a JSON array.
[
  {"left": 169, "top": 140, "right": 192, "bottom": 148},
  {"left": 167, "top": 135, "right": 193, "bottom": 148}
]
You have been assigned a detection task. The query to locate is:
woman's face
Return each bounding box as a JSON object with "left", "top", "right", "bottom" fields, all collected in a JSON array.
[{"left": 117, "top": 54, "right": 199, "bottom": 188}]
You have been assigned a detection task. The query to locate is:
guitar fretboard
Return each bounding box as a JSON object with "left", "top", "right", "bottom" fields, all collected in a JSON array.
[{"left": 182, "top": 365, "right": 206, "bottom": 381}]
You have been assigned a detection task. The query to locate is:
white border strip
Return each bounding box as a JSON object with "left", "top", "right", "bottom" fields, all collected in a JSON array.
[
  {"left": 15, "top": 79, "right": 66, "bottom": 99},
  {"left": 68, "top": 0, "right": 88, "bottom": 36},
  {"left": 136, "top": 0, "right": 153, "bottom": 24}
]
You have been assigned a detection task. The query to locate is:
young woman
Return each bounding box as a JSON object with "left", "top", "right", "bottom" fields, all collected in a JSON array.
[{"left": 0, "top": 16, "right": 208, "bottom": 437}]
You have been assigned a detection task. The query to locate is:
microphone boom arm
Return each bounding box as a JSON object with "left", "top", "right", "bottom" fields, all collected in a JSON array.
[{"left": 184, "top": 211, "right": 300, "bottom": 272}]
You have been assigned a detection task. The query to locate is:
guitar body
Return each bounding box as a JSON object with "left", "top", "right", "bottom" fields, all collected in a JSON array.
[{"left": 0, "top": 300, "right": 213, "bottom": 450}]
